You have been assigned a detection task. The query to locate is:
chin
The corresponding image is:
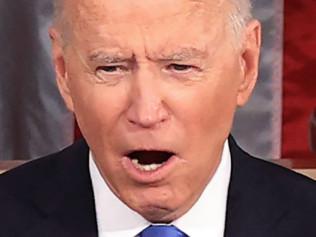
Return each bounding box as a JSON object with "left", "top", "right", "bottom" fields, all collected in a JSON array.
[
  {"left": 137, "top": 204, "right": 178, "bottom": 223},
  {"left": 128, "top": 189, "right": 184, "bottom": 223}
]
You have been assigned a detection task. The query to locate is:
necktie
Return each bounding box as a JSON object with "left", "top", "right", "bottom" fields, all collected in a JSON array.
[{"left": 138, "top": 225, "right": 188, "bottom": 237}]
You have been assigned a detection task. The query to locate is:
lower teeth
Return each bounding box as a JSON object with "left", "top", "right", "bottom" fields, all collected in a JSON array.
[{"left": 132, "top": 159, "right": 163, "bottom": 171}]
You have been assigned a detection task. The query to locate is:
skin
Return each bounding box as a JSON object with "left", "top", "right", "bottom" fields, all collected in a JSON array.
[{"left": 50, "top": 0, "right": 261, "bottom": 222}]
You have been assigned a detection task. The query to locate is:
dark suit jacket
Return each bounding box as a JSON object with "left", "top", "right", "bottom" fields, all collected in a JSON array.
[{"left": 1, "top": 137, "right": 316, "bottom": 237}]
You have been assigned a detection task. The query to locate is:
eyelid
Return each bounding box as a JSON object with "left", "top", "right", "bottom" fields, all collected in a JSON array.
[
  {"left": 97, "top": 64, "right": 126, "bottom": 69},
  {"left": 168, "top": 63, "right": 194, "bottom": 68},
  {"left": 94, "top": 65, "right": 128, "bottom": 84},
  {"left": 96, "top": 63, "right": 131, "bottom": 72},
  {"left": 165, "top": 63, "right": 197, "bottom": 72}
]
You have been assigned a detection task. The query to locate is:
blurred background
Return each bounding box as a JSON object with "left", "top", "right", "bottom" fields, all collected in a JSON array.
[{"left": 0, "top": 0, "right": 315, "bottom": 161}]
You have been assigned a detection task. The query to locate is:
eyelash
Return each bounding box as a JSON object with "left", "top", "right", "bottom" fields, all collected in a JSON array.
[
  {"left": 96, "top": 65, "right": 128, "bottom": 73},
  {"left": 165, "top": 64, "right": 195, "bottom": 73},
  {"left": 95, "top": 63, "right": 198, "bottom": 78}
]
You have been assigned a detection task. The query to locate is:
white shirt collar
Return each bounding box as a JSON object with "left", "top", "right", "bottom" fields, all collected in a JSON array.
[{"left": 89, "top": 140, "right": 231, "bottom": 237}]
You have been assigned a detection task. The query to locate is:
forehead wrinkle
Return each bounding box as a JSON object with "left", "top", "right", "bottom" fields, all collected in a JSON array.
[
  {"left": 65, "top": 0, "right": 228, "bottom": 40},
  {"left": 64, "top": 0, "right": 228, "bottom": 31},
  {"left": 65, "top": 0, "right": 231, "bottom": 61}
]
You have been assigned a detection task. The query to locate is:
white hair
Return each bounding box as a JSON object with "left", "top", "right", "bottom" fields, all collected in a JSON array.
[
  {"left": 53, "top": 0, "right": 252, "bottom": 44},
  {"left": 228, "top": 0, "right": 253, "bottom": 37}
]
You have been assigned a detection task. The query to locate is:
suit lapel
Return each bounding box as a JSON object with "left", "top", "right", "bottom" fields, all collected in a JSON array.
[
  {"left": 224, "top": 137, "right": 288, "bottom": 237},
  {"left": 24, "top": 140, "right": 98, "bottom": 237}
]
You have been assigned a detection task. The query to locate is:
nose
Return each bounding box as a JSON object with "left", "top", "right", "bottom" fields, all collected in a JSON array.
[{"left": 126, "top": 69, "right": 170, "bottom": 129}]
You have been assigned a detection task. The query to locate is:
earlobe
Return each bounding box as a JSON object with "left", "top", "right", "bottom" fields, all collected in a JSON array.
[
  {"left": 237, "top": 19, "right": 261, "bottom": 107},
  {"left": 49, "top": 27, "right": 74, "bottom": 112}
]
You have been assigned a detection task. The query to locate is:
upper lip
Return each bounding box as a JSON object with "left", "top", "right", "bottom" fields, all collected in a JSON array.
[{"left": 123, "top": 148, "right": 176, "bottom": 157}]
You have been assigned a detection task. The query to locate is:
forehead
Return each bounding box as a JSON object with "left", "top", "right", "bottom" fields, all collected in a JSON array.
[
  {"left": 63, "top": 0, "right": 230, "bottom": 56},
  {"left": 64, "top": 0, "right": 227, "bottom": 28}
]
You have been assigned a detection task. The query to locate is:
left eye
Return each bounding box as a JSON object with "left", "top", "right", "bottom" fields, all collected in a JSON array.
[{"left": 166, "top": 64, "right": 194, "bottom": 72}]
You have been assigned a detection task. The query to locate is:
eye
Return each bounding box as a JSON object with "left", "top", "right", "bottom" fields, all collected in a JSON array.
[
  {"left": 96, "top": 65, "right": 126, "bottom": 74},
  {"left": 166, "top": 64, "right": 195, "bottom": 73},
  {"left": 95, "top": 65, "right": 130, "bottom": 84}
]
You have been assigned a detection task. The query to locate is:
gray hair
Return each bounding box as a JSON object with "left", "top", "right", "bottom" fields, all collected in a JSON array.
[
  {"left": 228, "top": 0, "right": 253, "bottom": 37},
  {"left": 53, "top": 0, "right": 252, "bottom": 43}
]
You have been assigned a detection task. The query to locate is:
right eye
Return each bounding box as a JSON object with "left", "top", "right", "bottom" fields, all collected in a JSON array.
[
  {"left": 96, "top": 65, "right": 127, "bottom": 74},
  {"left": 94, "top": 65, "right": 130, "bottom": 84}
]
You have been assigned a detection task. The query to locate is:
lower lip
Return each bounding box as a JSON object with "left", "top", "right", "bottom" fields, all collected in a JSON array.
[{"left": 121, "top": 155, "right": 179, "bottom": 183}]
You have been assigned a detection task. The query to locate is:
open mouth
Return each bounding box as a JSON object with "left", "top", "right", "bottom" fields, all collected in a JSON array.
[{"left": 125, "top": 150, "right": 175, "bottom": 172}]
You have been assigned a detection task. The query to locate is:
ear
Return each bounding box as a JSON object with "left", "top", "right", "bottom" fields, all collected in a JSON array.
[
  {"left": 237, "top": 19, "right": 261, "bottom": 106},
  {"left": 49, "top": 27, "right": 74, "bottom": 112}
]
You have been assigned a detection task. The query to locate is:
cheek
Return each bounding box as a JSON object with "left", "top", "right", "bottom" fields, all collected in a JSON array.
[
  {"left": 172, "top": 80, "right": 238, "bottom": 139},
  {"left": 68, "top": 76, "right": 129, "bottom": 142}
]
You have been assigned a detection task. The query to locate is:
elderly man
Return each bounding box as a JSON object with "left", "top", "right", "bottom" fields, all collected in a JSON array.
[{"left": 1, "top": 0, "right": 316, "bottom": 236}]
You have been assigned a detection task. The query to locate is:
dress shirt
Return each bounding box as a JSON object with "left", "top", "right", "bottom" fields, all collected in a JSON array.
[{"left": 89, "top": 140, "right": 231, "bottom": 237}]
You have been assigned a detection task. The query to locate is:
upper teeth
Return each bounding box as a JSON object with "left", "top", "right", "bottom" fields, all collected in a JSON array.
[{"left": 132, "top": 159, "right": 163, "bottom": 171}]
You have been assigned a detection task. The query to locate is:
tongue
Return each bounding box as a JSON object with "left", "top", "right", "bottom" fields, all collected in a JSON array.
[{"left": 128, "top": 151, "right": 173, "bottom": 165}]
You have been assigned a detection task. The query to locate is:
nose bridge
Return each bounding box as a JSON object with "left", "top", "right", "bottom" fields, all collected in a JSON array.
[{"left": 126, "top": 64, "right": 168, "bottom": 128}]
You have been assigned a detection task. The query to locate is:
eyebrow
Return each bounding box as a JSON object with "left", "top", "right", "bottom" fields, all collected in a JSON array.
[
  {"left": 88, "top": 51, "right": 133, "bottom": 63},
  {"left": 156, "top": 47, "right": 208, "bottom": 61},
  {"left": 88, "top": 47, "right": 208, "bottom": 63}
]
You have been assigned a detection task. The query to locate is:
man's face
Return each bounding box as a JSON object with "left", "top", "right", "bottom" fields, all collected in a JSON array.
[{"left": 51, "top": 0, "right": 260, "bottom": 222}]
